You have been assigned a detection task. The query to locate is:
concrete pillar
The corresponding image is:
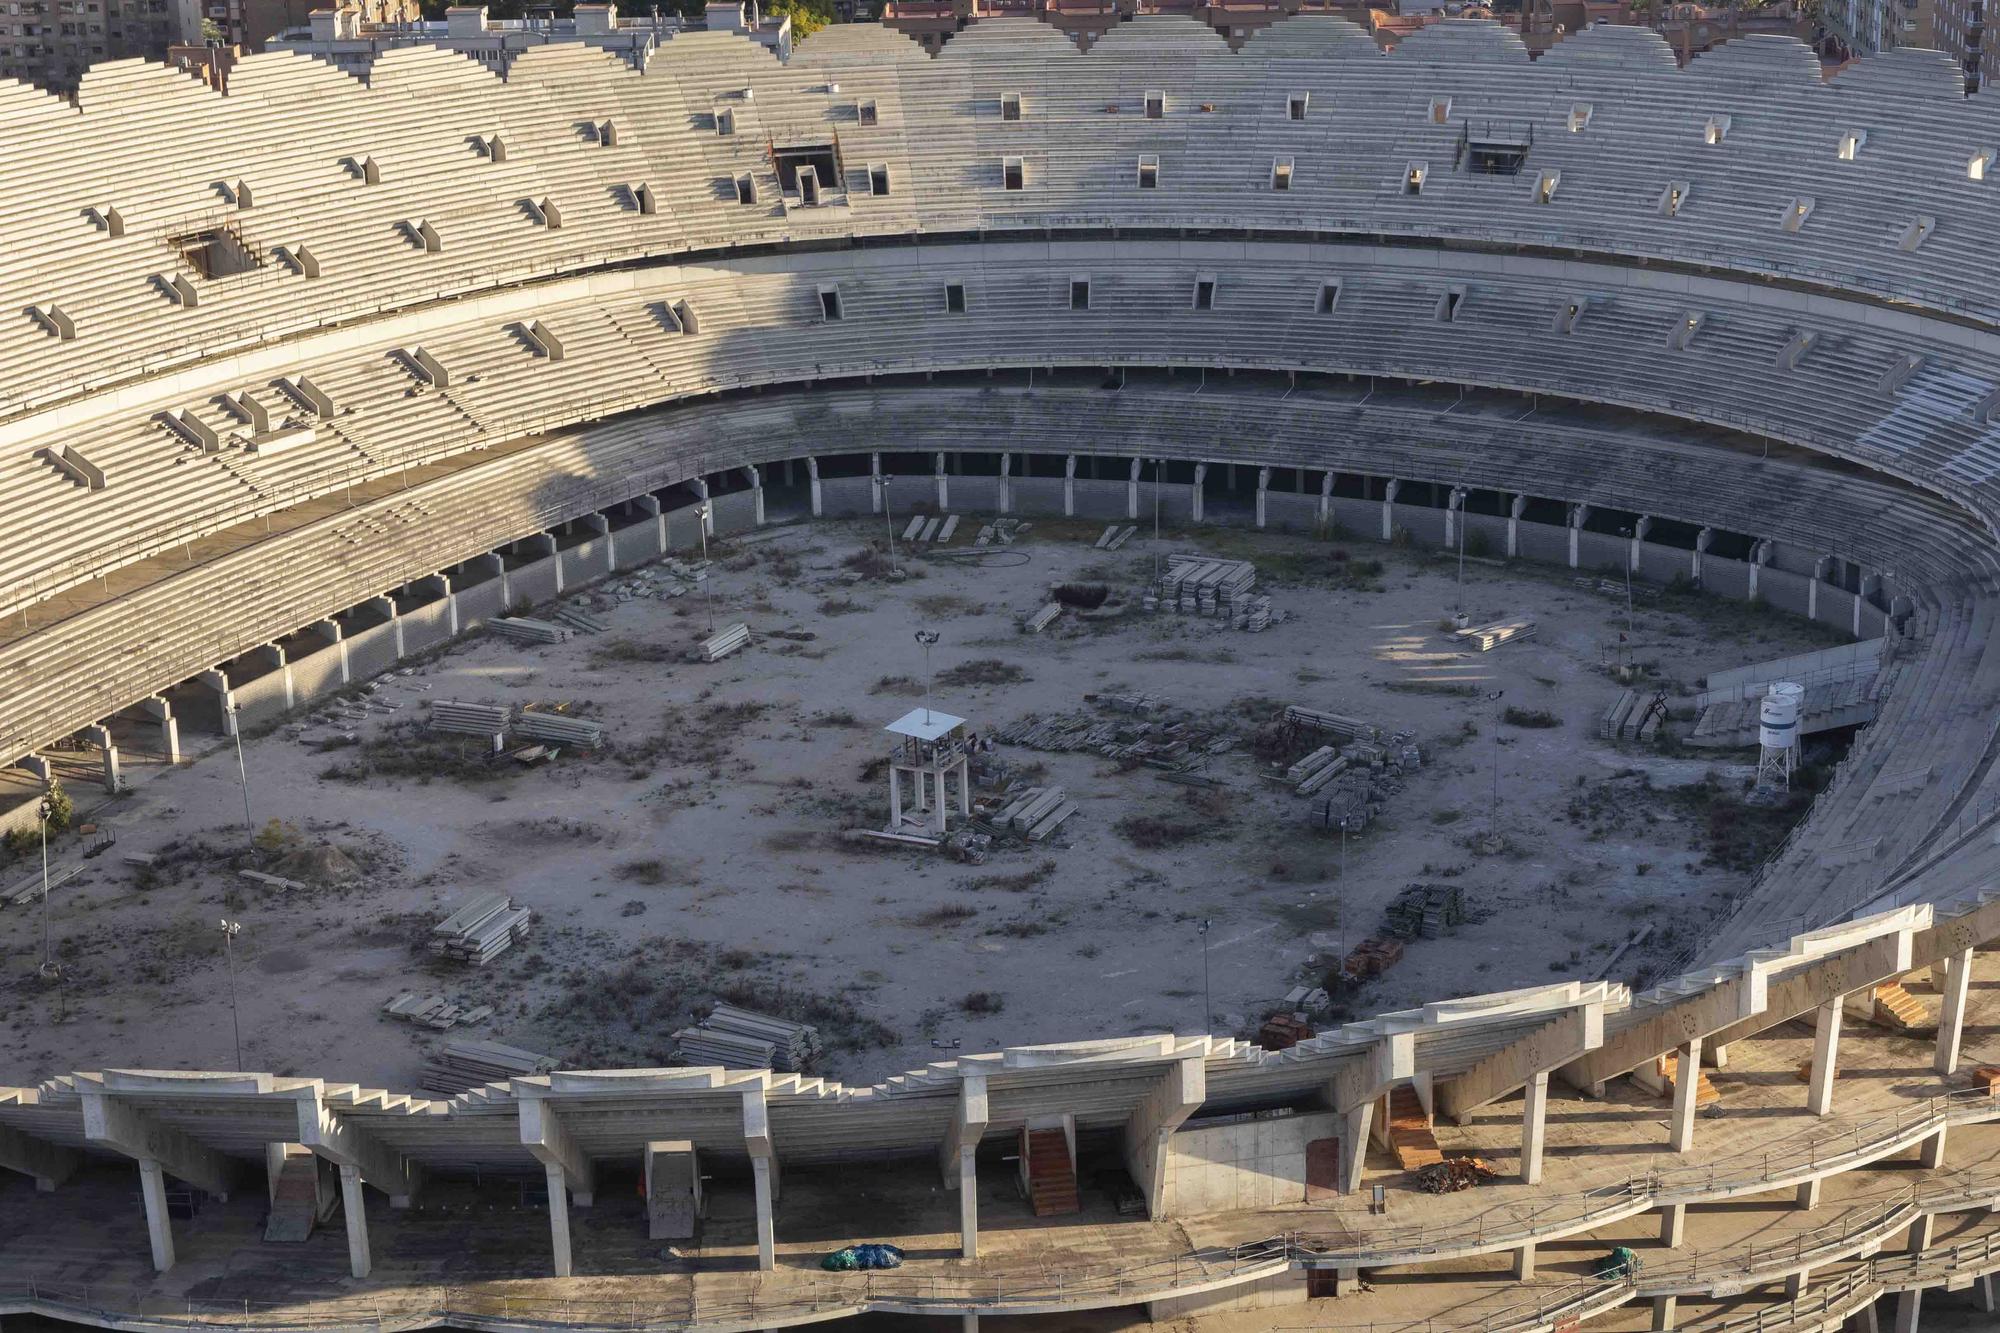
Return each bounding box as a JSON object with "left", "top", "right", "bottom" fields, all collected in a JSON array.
[
  {"left": 1338, "top": 1102, "right": 1372, "bottom": 1194},
  {"left": 582, "top": 515, "right": 612, "bottom": 575},
  {"left": 933, "top": 768, "right": 948, "bottom": 835},
  {"left": 1631, "top": 516, "right": 1651, "bottom": 572},
  {"left": 1893, "top": 1290, "right": 1920, "bottom": 1333},
  {"left": 1127, "top": 458, "right": 1142, "bottom": 520},
  {"left": 199, "top": 669, "right": 236, "bottom": 735},
  {"left": 253, "top": 643, "right": 294, "bottom": 710},
  {"left": 1853, "top": 1300, "right": 1882, "bottom": 1333},
  {"left": 750, "top": 1156, "right": 776, "bottom": 1271},
  {"left": 807, "top": 457, "right": 823, "bottom": 517},
  {"left": 1190, "top": 463, "right": 1206, "bottom": 523},
  {"left": 141, "top": 697, "right": 180, "bottom": 762},
  {"left": 1810, "top": 555, "right": 1833, "bottom": 621},
  {"left": 636, "top": 495, "right": 666, "bottom": 556},
  {"left": 935, "top": 453, "right": 949, "bottom": 511},
  {"left": 1796, "top": 1176, "right": 1822, "bottom": 1210},
  {"left": 1857, "top": 571, "right": 1882, "bottom": 636},
  {"left": 1658, "top": 1202, "right": 1686, "bottom": 1248},
  {"left": 138, "top": 1159, "right": 174, "bottom": 1272},
  {"left": 1566, "top": 504, "right": 1589, "bottom": 569},
  {"left": 888, "top": 769, "right": 902, "bottom": 827},
  {"left": 1380, "top": 479, "right": 1399, "bottom": 542},
  {"left": 1975, "top": 1273, "right": 1996, "bottom": 1313},
  {"left": 1318, "top": 472, "right": 1334, "bottom": 530},
  {"left": 1062, "top": 455, "right": 1076, "bottom": 516},
  {"left": 15, "top": 755, "right": 51, "bottom": 794},
  {"left": 1694, "top": 527, "right": 1713, "bottom": 584},
  {"left": 83, "top": 724, "right": 120, "bottom": 794},
  {"left": 957, "top": 1145, "right": 978, "bottom": 1258},
  {"left": 748, "top": 466, "right": 765, "bottom": 527},
  {"left": 869, "top": 454, "right": 882, "bottom": 513},
  {"left": 1668, "top": 1037, "right": 1702, "bottom": 1153},
  {"left": 1935, "top": 948, "right": 1973, "bottom": 1074},
  {"left": 1785, "top": 1265, "right": 1811, "bottom": 1298},
  {"left": 1808, "top": 999, "right": 1842, "bottom": 1117},
  {"left": 1443, "top": 487, "right": 1460, "bottom": 550},
  {"left": 1520, "top": 1071, "right": 1549, "bottom": 1185},
  {"left": 544, "top": 1163, "right": 574, "bottom": 1278},
  {"left": 962, "top": 1315, "right": 979, "bottom": 1333},
  {"left": 339, "top": 1163, "right": 371, "bottom": 1279},
  {"left": 1919, "top": 1124, "right": 1947, "bottom": 1169},
  {"left": 1507, "top": 494, "right": 1525, "bottom": 558},
  {"left": 1255, "top": 466, "right": 1270, "bottom": 528},
  {"left": 1906, "top": 1212, "right": 1935, "bottom": 1254},
  {"left": 313, "top": 620, "right": 350, "bottom": 686},
  {"left": 998, "top": 453, "right": 1013, "bottom": 514},
  {"left": 1749, "top": 538, "right": 1769, "bottom": 602},
  {"left": 1512, "top": 1241, "right": 1536, "bottom": 1280},
  {"left": 1651, "top": 1294, "right": 1677, "bottom": 1330}
]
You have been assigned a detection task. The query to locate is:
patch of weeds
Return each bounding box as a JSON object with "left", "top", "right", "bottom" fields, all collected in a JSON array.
[
  {"left": 937, "top": 659, "right": 1028, "bottom": 688},
  {"left": 960, "top": 991, "right": 1005, "bottom": 1015},
  {"left": 1502, "top": 706, "right": 1562, "bottom": 729}
]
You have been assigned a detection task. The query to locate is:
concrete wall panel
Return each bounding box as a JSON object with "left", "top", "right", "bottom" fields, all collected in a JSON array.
[
  {"left": 1758, "top": 567, "right": 1812, "bottom": 619},
  {"left": 1072, "top": 480, "right": 1127, "bottom": 520},
  {"left": 819, "top": 476, "right": 874, "bottom": 516},
  {"left": 456, "top": 577, "right": 506, "bottom": 632},
  {"left": 663, "top": 506, "right": 705, "bottom": 553},
  {"left": 1012, "top": 476, "right": 1064, "bottom": 514},
  {"left": 1461, "top": 513, "right": 1507, "bottom": 557},
  {"left": 1160, "top": 1111, "right": 1339, "bottom": 1216},
  {"left": 1328, "top": 497, "right": 1377, "bottom": 540},
  {"left": 289, "top": 643, "right": 347, "bottom": 706},
  {"left": 713, "top": 491, "right": 758, "bottom": 536},
  {"left": 1517, "top": 522, "right": 1569, "bottom": 566},
  {"left": 947, "top": 477, "right": 999, "bottom": 512},
  {"left": 509, "top": 557, "right": 559, "bottom": 608},
  {"left": 345, "top": 621, "right": 401, "bottom": 680},
  {"left": 1264, "top": 493, "right": 1318, "bottom": 533},
  {"left": 1703, "top": 558, "right": 1753, "bottom": 600},
  {"left": 401, "top": 600, "right": 452, "bottom": 655},
  {"left": 232, "top": 669, "right": 290, "bottom": 731},
  {"left": 1639, "top": 544, "right": 1691, "bottom": 585},
  {"left": 1392, "top": 504, "right": 1446, "bottom": 546},
  {"left": 1575, "top": 531, "right": 1626, "bottom": 575},
  {"left": 612, "top": 523, "right": 660, "bottom": 571}
]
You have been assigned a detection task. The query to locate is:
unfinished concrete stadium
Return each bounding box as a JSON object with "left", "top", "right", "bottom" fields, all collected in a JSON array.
[{"left": 1, "top": 14, "right": 1999, "bottom": 1333}]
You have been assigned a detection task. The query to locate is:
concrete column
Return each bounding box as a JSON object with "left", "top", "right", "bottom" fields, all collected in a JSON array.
[
  {"left": 1380, "top": 479, "right": 1399, "bottom": 542},
  {"left": 957, "top": 1144, "right": 978, "bottom": 1258},
  {"left": 1255, "top": 466, "right": 1270, "bottom": 529},
  {"left": 1785, "top": 1265, "right": 1811, "bottom": 1298},
  {"left": 1127, "top": 458, "right": 1141, "bottom": 520},
  {"left": 1974, "top": 1273, "right": 1996, "bottom": 1313},
  {"left": 933, "top": 768, "right": 948, "bottom": 835},
  {"left": 199, "top": 669, "right": 237, "bottom": 735},
  {"left": 582, "top": 515, "right": 613, "bottom": 575},
  {"left": 1919, "top": 1124, "right": 1947, "bottom": 1169},
  {"left": 888, "top": 769, "right": 902, "bottom": 827},
  {"left": 1668, "top": 1037, "right": 1702, "bottom": 1153},
  {"left": 634, "top": 494, "right": 665, "bottom": 556},
  {"left": 1694, "top": 527, "right": 1713, "bottom": 584},
  {"left": 1507, "top": 494, "right": 1525, "bottom": 558},
  {"left": 1658, "top": 1202, "right": 1686, "bottom": 1248},
  {"left": 1749, "top": 538, "right": 1769, "bottom": 602},
  {"left": 338, "top": 1163, "right": 371, "bottom": 1279},
  {"left": 1853, "top": 1300, "right": 1881, "bottom": 1333},
  {"left": 1567, "top": 504, "right": 1589, "bottom": 569},
  {"left": 1808, "top": 1000, "right": 1842, "bottom": 1117},
  {"left": 1651, "top": 1294, "right": 1677, "bottom": 1330},
  {"left": 83, "top": 724, "right": 120, "bottom": 794},
  {"left": 956, "top": 760, "right": 971, "bottom": 817},
  {"left": 254, "top": 643, "right": 294, "bottom": 710},
  {"left": 1810, "top": 555, "right": 1832, "bottom": 621},
  {"left": 1796, "top": 1176, "right": 1822, "bottom": 1210},
  {"left": 1338, "top": 1101, "right": 1372, "bottom": 1194},
  {"left": 1512, "top": 1241, "right": 1536, "bottom": 1280},
  {"left": 997, "top": 453, "right": 1012, "bottom": 514},
  {"left": 1062, "top": 455, "right": 1076, "bottom": 516},
  {"left": 1443, "top": 487, "right": 1460, "bottom": 550},
  {"left": 138, "top": 1159, "right": 174, "bottom": 1272},
  {"left": 16, "top": 754, "right": 50, "bottom": 792},
  {"left": 313, "top": 621, "right": 350, "bottom": 686},
  {"left": 693, "top": 478, "right": 713, "bottom": 535},
  {"left": 141, "top": 697, "right": 180, "bottom": 762},
  {"left": 1190, "top": 463, "right": 1206, "bottom": 523},
  {"left": 750, "top": 1156, "right": 776, "bottom": 1270},
  {"left": 962, "top": 1315, "right": 979, "bottom": 1333},
  {"left": 1520, "top": 1071, "right": 1549, "bottom": 1185},
  {"left": 544, "top": 1163, "right": 574, "bottom": 1278},
  {"left": 1906, "top": 1212, "right": 1935, "bottom": 1254},
  {"left": 935, "top": 453, "right": 949, "bottom": 511},
  {"left": 807, "top": 457, "right": 823, "bottom": 517},
  {"left": 364, "top": 595, "right": 404, "bottom": 657},
  {"left": 1935, "top": 947, "right": 1973, "bottom": 1074},
  {"left": 869, "top": 454, "right": 882, "bottom": 513},
  {"left": 1318, "top": 472, "right": 1334, "bottom": 530},
  {"left": 1893, "top": 1290, "right": 1920, "bottom": 1333},
  {"left": 1631, "top": 516, "right": 1651, "bottom": 572},
  {"left": 1857, "top": 571, "right": 1882, "bottom": 637},
  {"left": 748, "top": 466, "right": 765, "bottom": 526}
]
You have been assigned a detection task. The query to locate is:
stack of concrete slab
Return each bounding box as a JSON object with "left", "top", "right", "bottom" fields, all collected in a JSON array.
[
  {"left": 489, "top": 616, "right": 572, "bottom": 645},
  {"left": 1289, "top": 747, "right": 1350, "bottom": 796},
  {"left": 700, "top": 623, "right": 750, "bottom": 661},
  {"left": 429, "top": 700, "right": 510, "bottom": 738},
  {"left": 428, "top": 892, "right": 534, "bottom": 966},
  {"left": 515, "top": 708, "right": 604, "bottom": 748},
  {"left": 673, "top": 1004, "right": 822, "bottom": 1072},
  {"left": 381, "top": 991, "right": 495, "bottom": 1031},
  {"left": 1233, "top": 595, "right": 1274, "bottom": 632},
  {"left": 1160, "top": 554, "right": 1256, "bottom": 615},
  {"left": 1454, "top": 617, "right": 1536, "bottom": 651},
  {"left": 421, "top": 1039, "right": 556, "bottom": 1095},
  {"left": 5, "top": 863, "right": 78, "bottom": 908},
  {"left": 936, "top": 515, "right": 960, "bottom": 543},
  {"left": 1283, "top": 705, "right": 1378, "bottom": 742},
  {"left": 1094, "top": 524, "right": 1137, "bottom": 550},
  {"left": 549, "top": 606, "right": 609, "bottom": 635},
  {"left": 672, "top": 1025, "right": 775, "bottom": 1069},
  {"left": 1026, "top": 602, "right": 1062, "bottom": 633},
  {"left": 996, "top": 785, "right": 1077, "bottom": 841}
]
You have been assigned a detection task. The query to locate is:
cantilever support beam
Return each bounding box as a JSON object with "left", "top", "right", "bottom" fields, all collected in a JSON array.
[
  {"left": 0, "top": 1119, "right": 78, "bottom": 1191},
  {"left": 941, "top": 1074, "right": 988, "bottom": 1258},
  {"left": 1327, "top": 1033, "right": 1414, "bottom": 1195},
  {"left": 1439, "top": 1002, "right": 1604, "bottom": 1123},
  {"left": 520, "top": 1098, "right": 594, "bottom": 1278},
  {"left": 1123, "top": 1056, "right": 1206, "bottom": 1222},
  {"left": 743, "top": 1089, "right": 778, "bottom": 1272},
  {"left": 1703, "top": 929, "right": 1915, "bottom": 1052},
  {"left": 82, "top": 1091, "right": 237, "bottom": 1197},
  {"left": 294, "top": 1093, "right": 419, "bottom": 1203}
]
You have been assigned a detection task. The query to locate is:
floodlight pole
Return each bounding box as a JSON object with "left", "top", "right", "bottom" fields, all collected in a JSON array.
[
  {"left": 915, "top": 630, "right": 940, "bottom": 725},
  {"left": 1197, "top": 918, "right": 1213, "bottom": 1031},
  {"left": 1621, "top": 527, "right": 1635, "bottom": 672},
  {"left": 1488, "top": 689, "right": 1505, "bottom": 829},
  {"left": 220, "top": 919, "right": 243, "bottom": 1072},
  {"left": 38, "top": 797, "right": 53, "bottom": 973},
  {"left": 697, "top": 502, "right": 715, "bottom": 634},
  {"left": 227, "top": 700, "right": 253, "bottom": 845},
  {"left": 1456, "top": 490, "right": 1468, "bottom": 614},
  {"left": 877, "top": 474, "right": 898, "bottom": 572},
  {"left": 1153, "top": 458, "right": 1164, "bottom": 583}
]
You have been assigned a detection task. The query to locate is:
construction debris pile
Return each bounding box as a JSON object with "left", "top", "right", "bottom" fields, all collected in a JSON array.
[
  {"left": 421, "top": 1039, "right": 557, "bottom": 1095},
  {"left": 1147, "top": 553, "right": 1257, "bottom": 617},
  {"left": 1600, "top": 687, "right": 1668, "bottom": 743},
  {"left": 1454, "top": 616, "right": 1537, "bottom": 652},
  {"left": 1272, "top": 711, "right": 1421, "bottom": 834},
  {"left": 1342, "top": 936, "right": 1405, "bottom": 981},
  {"left": 427, "top": 699, "right": 606, "bottom": 750},
  {"left": 381, "top": 991, "right": 494, "bottom": 1031},
  {"left": 996, "top": 694, "right": 1232, "bottom": 773},
  {"left": 974, "top": 518, "right": 1030, "bottom": 548},
  {"left": 429, "top": 892, "right": 534, "bottom": 966},
  {"left": 674, "top": 1004, "right": 822, "bottom": 1072},
  {"left": 1416, "top": 1156, "right": 1495, "bottom": 1194},
  {"left": 1382, "top": 883, "right": 1466, "bottom": 940}
]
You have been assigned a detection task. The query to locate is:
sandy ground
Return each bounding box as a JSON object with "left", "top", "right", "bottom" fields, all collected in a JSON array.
[{"left": 0, "top": 519, "right": 1848, "bottom": 1089}]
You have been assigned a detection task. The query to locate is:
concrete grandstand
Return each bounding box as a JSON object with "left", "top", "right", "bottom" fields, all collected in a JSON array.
[{"left": 1, "top": 13, "right": 1999, "bottom": 1332}]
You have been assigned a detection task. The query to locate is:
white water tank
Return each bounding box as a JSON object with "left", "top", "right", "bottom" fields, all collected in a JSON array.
[{"left": 1758, "top": 681, "right": 1804, "bottom": 751}]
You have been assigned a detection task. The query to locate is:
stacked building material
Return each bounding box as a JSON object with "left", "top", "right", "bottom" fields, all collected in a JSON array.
[
  {"left": 1295, "top": 753, "right": 1350, "bottom": 796},
  {"left": 1233, "top": 596, "right": 1274, "bottom": 632},
  {"left": 1343, "top": 936, "right": 1404, "bottom": 980},
  {"left": 1256, "top": 1014, "right": 1313, "bottom": 1051},
  {"left": 5, "top": 863, "right": 78, "bottom": 907},
  {"left": 489, "top": 616, "right": 572, "bottom": 645},
  {"left": 1454, "top": 617, "right": 1537, "bottom": 651},
  {"left": 1383, "top": 883, "right": 1465, "bottom": 940},
  {"left": 1095, "top": 524, "right": 1137, "bottom": 550},
  {"left": 421, "top": 1039, "right": 556, "bottom": 1094},
  {"left": 1026, "top": 602, "right": 1062, "bottom": 633},
  {"left": 549, "top": 606, "right": 609, "bottom": 635},
  {"left": 1286, "top": 746, "right": 1339, "bottom": 784},
  {"left": 1283, "top": 705, "right": 1377, "bottom": 742},
  {"left": 674, "top": 1004, "right": 822, "bottom": 1072},
  {"left": 936, "top": 515, "right": 961, "bottom": 543},
  {"left": 701, "top": 623, "right": 750, "bottom": 662},
  {"left": 1160, "top": 554, "right": 1256, "bottom": 615},
  {"left": 429, "top": 893, "right": 534, "bottom": 965},
  {"left": 381, "top": 991, "right": 495, "bottom": 1031},
  {"left": 515, "top": 709, "right": 605, "bottom": 748},
  {"left": 429, "top": 700, "right": 510, "bottom": 738}
]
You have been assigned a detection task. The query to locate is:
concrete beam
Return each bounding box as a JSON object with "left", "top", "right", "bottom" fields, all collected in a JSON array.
[
  {"left": 1330, "top": 1033, "right": 1414, "bottom": 1115},
  {"left": 1667, "top": 1037, "right": 1702, "bottom": 1153},
  {"left": 1519, "top": 1072, "right": 1550, "bottom": 1186},
  {"left": 82, "top": 1090, "right": 238, "bottom": 1197},
  {"left": 1705, "top": 930, "right": 1914, "bottom": 1052},
  {"left": 1123, "top": 1056, "right": 1205, "bottom": 1222},
  {"left": 941, "top": 1074, "right": 987, "bottom": 1259},
  {"left": 1806, "top": 1000, "right": 1841, "bottom": 1117},
  {"left": 338, "top": 1163, "right": 371, "bottom": 1279},
  {"left": 0, "top": 1119, "right": 78, "bottom": 1190},
  {"left": 519, "top": 1099, "right": 594, "bottom": 1203},
  {"left": 1934, "top": 948, "right": 1972, "bottom": 1075},
  {"left": 1563, "top": 974, "right": 1759, "bottom": 1091},
  {"left": 744, "top": 1089, "right": 777, "bottom": 1271},
  {"left": 1441, "top": 1002, "right": 1603, "bottom": 1122},
  {"left": 294, "top": 1092, "right": 419, "bottom": 1202}
]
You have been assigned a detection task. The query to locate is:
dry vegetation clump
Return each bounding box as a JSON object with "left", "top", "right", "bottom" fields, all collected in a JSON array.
[
  {"left": 911, "top": 903, "right": 979, "bottom": 927},
  {"left": 589, "top": 638, "right": 682, "bottom": 666},
  {"left": 1502, "top": 706, "right": 1562, "bottom": 729},
  {"left": 960, "top": 991, "right": 1005, "bottom": 1015},
  {"left": 937, "top": 659, "right": 1028, "bottom": 688},
  {"left": 1052, "top": 583, "right": 1110, "bottom": 610},
  {"left": 966, "top": 859, "right": 1057, "bottom": 893},
  {"left": 870, "top": 674, "right": 922, "bottom": 696},
  {"left": 316, "top": 721, "right": 512, "bottom": 785}
]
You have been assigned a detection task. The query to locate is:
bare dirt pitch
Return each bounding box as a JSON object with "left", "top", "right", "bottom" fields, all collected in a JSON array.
[{"left": 0, "top": 519, "right": 1848, "bottom": 1087}]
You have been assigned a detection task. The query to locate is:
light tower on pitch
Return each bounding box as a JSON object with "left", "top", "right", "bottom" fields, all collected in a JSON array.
[
  {"left": 883, "top": 708, "right": 972, "bottom": 837},
  {"left": 1755, "top": 681, "right": 1804, "bottom": 790}
]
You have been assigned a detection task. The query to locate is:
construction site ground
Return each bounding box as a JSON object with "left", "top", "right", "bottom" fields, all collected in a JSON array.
[{"left": 0, "top": 519, "right": 1848, "bottom": 1089}]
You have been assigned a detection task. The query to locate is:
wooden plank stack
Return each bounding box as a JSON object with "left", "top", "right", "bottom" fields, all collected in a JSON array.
[
  {"left": 421, "top": 1039, "right": 556, "bottom": 1094},
  {"left": 429, "top": 892, "right": 534, "bottom": 966}
]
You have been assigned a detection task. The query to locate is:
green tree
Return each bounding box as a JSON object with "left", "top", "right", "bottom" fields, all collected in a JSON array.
[{"left": 763, "top": 0, "right": 831, "bottom": 36}]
